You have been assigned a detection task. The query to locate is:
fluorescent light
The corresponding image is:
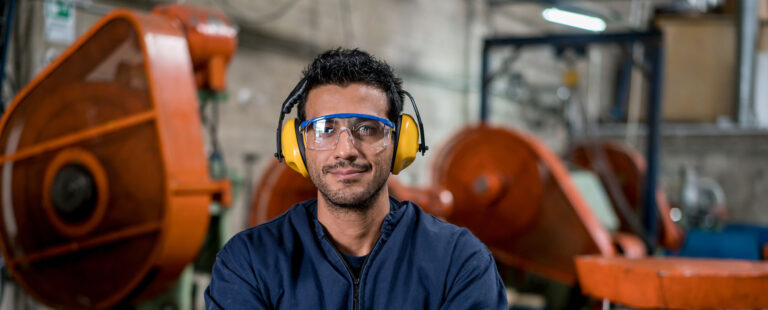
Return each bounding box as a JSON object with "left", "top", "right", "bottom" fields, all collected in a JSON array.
[{"left": 542, "top": 7, "right": 606, "bottom": 32}]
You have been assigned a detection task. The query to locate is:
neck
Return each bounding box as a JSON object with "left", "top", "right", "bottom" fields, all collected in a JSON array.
[{"left": 317, "top": 186, "right": 390, "bottom": 256}]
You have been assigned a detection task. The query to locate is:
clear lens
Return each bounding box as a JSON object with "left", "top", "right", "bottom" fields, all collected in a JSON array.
[{"left": 303, "top": 117, "right": 392, "bottom": 151}]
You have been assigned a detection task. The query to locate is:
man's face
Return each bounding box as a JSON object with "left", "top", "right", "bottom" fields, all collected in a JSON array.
[{"left": 304, "top": 83, "right": 393, "bottom": 210}]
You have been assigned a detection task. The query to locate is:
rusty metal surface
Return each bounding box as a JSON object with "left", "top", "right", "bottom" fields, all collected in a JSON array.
[
  {"left": 570, "top": 140, "right": 684, "bottom": 249},
  {"left": 0, "top": 7, "right": 231, "bottom": 309},
  {"left": 432, "top": 125, "right": 615, "bottom": 284},
  {"left": 576, "top": 256, "right": 768, "bottom": 309}
]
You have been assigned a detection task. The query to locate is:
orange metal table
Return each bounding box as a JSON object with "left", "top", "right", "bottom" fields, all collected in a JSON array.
[{"left": 575, "top": 256, "right": 768, "bottom": 309}]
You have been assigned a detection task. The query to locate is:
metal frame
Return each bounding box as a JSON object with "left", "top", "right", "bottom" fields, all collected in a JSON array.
[
  {"left": 736, "top": 0, "right": 759, "bottom": 126},
  {"left": 479, "top": 31, "right": 664, "bottom": 250}
]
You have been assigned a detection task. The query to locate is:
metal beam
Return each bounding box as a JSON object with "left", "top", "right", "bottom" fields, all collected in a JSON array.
[
  {"left": 642, "top": 44, "right": 663, "bottom": 251},
  {"left": 478, "top": 31, "right": 665, "bottom": 252},
  {"left": 480, "top": 31, "right": 661, "bottom": 123},
  {"left": 485, "top": 31, "right": 660, "bottom": 49}
]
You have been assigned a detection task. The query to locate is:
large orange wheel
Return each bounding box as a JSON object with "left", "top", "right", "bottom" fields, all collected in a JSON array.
[
  {"left": 0, "top": 11, "right": 214, "bottom": 309},
  {"left": 433, "top": 125, "right": 615, "bottom": 284},
  {"left": 432, "top": 125, "right": 544, "bottom": 243}
]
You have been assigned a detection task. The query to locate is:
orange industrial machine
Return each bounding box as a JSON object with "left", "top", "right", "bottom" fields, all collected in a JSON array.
[
  {"left": 0, "top": 5, "right": 234, "bottom": 309},
  {"left": 569, "top": 140, "right": 684, "bottom": 249},
  {"left": 569, "top": 141, "right": 768, "bottom": 308},
  {"left": 431, "top": 125, "right": 644, "bottom": 284},
  {"left": 251, "top": 124, "right": 645, "bottom": 285}
]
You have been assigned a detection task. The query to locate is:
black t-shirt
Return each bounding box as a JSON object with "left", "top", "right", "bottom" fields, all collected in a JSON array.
[{"left": 341, "top": 252, "right": 368, "bottom": 279}]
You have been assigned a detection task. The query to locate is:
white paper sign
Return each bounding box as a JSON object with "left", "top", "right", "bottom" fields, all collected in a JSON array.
[{"left": 44, "top": 0, "right": 76, "bottom": 44}]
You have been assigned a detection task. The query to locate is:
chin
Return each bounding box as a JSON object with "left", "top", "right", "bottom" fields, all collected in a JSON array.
[{"left": 321, "top": 184, "right": 384, "bottom": 211}]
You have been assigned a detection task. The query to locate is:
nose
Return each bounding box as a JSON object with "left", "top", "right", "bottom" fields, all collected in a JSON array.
[{"left": 332, "top": 128, "right": 361, "bottom": 161}]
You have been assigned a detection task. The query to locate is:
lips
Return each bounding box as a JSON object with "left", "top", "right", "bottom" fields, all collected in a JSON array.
[
  {"left": 322, "top": 161, "right": 372, "bottom": 180},
  {"left": 329, "top": 169, "right": 367, "bottom": 180}
]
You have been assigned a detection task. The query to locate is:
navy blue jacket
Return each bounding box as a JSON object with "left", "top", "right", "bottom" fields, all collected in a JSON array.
[{"left": 205, "top": 198, "right": 507, "bottom": 309}]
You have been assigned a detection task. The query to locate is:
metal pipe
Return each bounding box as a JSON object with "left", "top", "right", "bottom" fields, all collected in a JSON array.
[{"left": 737, "top": 0, "right": 759, "bottom": 127}]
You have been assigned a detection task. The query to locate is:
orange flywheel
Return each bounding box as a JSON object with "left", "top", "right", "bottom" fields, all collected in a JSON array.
[
  {"left": 432, "top": 125, "right": 615, "bottom": 284},
  {"left": 0, "top": 8, "right": 227, "bottom": 309}
]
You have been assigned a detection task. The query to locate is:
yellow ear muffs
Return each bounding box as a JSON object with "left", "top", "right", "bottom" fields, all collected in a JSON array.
[
  {"left": 391, "top": 114, "right": 420, "bottom": 174},
  {"left": 280, "top": 118, "right": 309, "bottom": 177}
]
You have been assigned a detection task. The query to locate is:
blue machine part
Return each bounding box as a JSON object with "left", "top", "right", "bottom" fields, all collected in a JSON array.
[{"left": 670, "top": 224, "right": 768, "bottom": 260}]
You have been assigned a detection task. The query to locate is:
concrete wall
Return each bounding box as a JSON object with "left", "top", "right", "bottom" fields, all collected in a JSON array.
[{"left": 660, "top": 133, "right": 768, "bottom": 225}]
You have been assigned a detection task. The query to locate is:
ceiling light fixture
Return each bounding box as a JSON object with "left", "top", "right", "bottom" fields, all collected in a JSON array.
[{"left": 542, "top": 7, "right": 606, "bottom": 32}]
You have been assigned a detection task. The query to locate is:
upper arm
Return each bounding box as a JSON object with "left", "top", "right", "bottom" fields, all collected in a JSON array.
[
  {"left": 204, "top": 237, "right": 270, "bottom": 310},
  {"left": 440, "top": 232, "right": 508, "bottom": 310}
]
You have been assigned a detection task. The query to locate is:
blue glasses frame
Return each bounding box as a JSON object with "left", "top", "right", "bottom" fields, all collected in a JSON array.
[{"left": 299, "top": 113, "right": 395, "bottom": 130}]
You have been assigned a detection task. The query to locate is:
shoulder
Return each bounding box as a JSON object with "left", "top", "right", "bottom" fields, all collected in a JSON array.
[
  {"left": 399, "top": 200, "right": 491, "bottom": 258},
  {"left": 219, "top": 199, "right": 316, "bottom": 264}
]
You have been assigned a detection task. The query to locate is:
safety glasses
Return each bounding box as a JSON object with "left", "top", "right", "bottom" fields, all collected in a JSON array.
[{"left": 300, "top": 113, "right": 395, "bottom": 151}]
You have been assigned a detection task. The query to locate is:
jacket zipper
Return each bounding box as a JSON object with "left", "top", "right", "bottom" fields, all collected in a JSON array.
[{"left": 325, "top": 236, "right": 369, "bottom": 310}]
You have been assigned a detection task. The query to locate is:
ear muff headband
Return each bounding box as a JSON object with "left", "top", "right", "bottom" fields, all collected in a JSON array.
[{"left": 275, "top": 78, "right": 308, "bottom": 162}]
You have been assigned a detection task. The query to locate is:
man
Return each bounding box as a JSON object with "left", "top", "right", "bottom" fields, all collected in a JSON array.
[{"left": 205, "top": 49, "right": 507, "bottom": 309}]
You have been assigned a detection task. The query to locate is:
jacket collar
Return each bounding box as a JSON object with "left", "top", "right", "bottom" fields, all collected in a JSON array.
[{"left": 305, "top": 196, "right": 408, "bottom": 240}]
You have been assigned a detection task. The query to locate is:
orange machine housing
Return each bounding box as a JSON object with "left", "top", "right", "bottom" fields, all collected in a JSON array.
[
  {"left": 0, "top": 6, "right": 232, "bottom": 309},
  {"left": 152, "top": 5, "right": 237, "bottom": 91},
  {"left": 432, "top": 125, "right": 634, "bottom": 284}
]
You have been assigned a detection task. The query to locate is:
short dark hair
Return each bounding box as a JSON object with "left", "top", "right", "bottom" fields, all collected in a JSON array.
[{"left": 297, "top": 48, "right": 404, "bottom": 123}]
